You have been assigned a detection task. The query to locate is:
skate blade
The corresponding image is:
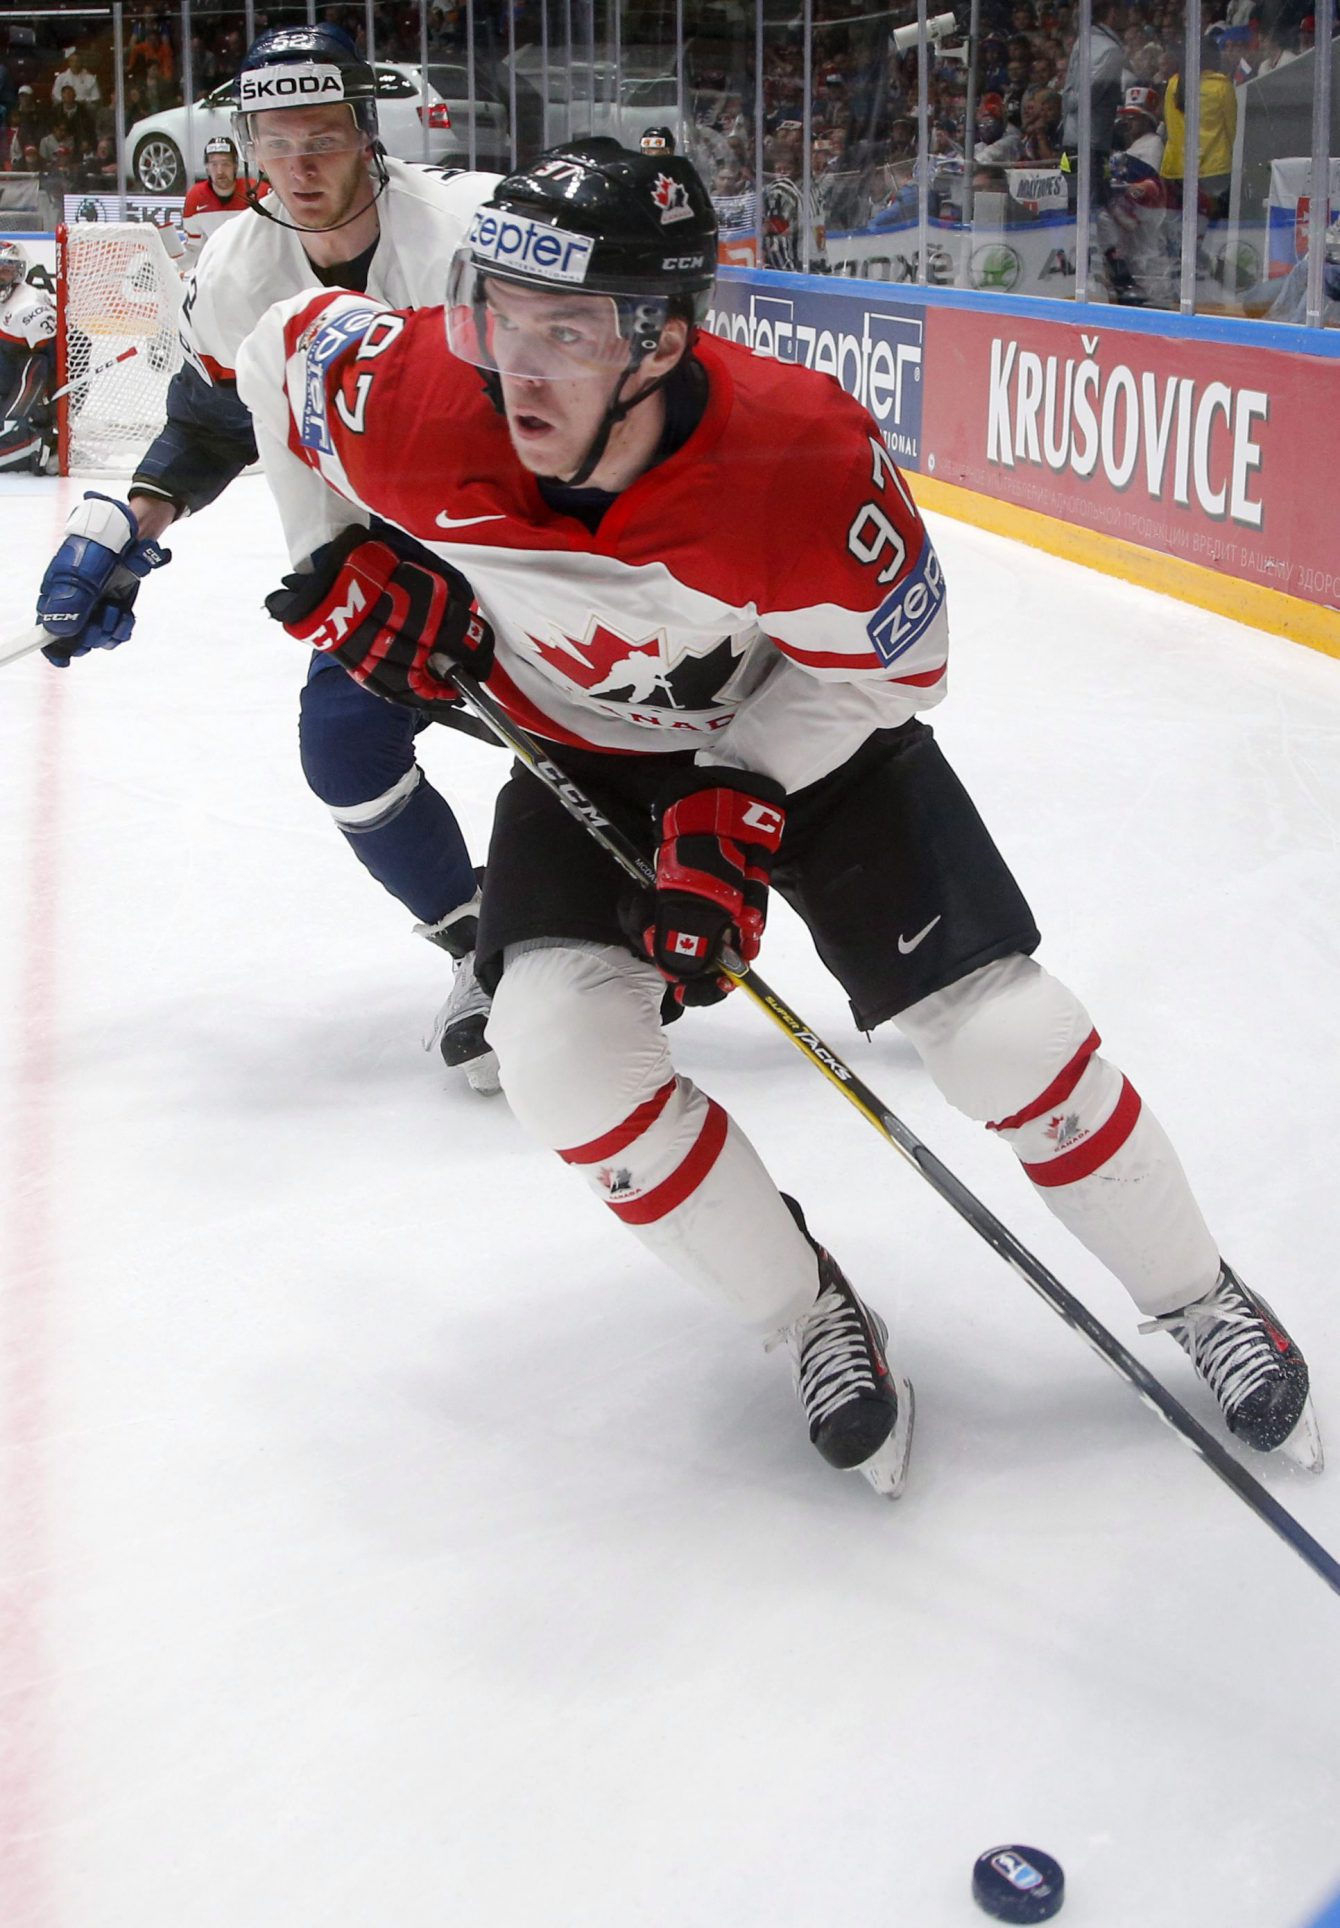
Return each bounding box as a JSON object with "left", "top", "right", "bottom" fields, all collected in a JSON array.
[
  {"left": 858, "top": 1373, "right": 915, "bottom": 1501},
  {"left": 464, "top": 1050, "right": 503, "bottom": 1097},
  {"left": 1277, "top": 1395, "right": 1324, "bottom": 1474}
]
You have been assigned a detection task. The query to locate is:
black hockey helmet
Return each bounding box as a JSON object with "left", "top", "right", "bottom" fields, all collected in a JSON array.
[
  {"left": 640, "top": 125, "right": 676, "bottom": 156},
  {"left": 455, "top": 138, "right": 717, "bottom": 325},
  {"left": 446, "top": 140, "right": 717, "bottom": 485},
  {"left": 233, "top": 24, "right": 379, "bottom": 147}
]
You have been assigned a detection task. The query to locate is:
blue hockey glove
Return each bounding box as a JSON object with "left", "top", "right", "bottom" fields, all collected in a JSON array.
[{"left": 36, "top": 492, "right": 171, "bottom": 666}]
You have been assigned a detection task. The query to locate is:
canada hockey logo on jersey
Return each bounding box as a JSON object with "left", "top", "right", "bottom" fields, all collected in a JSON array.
[{"left": 529, "top": 617, "right": 748, "bottom": 716}]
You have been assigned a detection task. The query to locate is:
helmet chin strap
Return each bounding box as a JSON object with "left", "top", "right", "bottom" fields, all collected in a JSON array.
[
  {"left": 560, "top": 350, "right": 674, "bottom": 489},
  {"left": 243, "top": 141, "right": 390, "bottom": 235}
]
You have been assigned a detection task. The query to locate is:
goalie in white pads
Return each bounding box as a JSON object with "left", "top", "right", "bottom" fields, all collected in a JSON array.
[
  {"left": 239, "top": 140, "right": 1320, "bottom": 1494},
  {"left": 31, "top": 24, "right": 503, "bottom": 1089},
  {"left": 0, "top": 241, "right": 55, "bottom": 474}
]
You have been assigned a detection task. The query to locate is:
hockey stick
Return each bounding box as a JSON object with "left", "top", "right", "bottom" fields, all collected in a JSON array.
[
  {"left": 51, "top": 343, "right": 140, "bottom": 406},
  {"left": 1, "top": 625, "right": 48, "bottom": 669},
  {"left": 442, "top": 663, "right": 1340, "bottom": 1600}
]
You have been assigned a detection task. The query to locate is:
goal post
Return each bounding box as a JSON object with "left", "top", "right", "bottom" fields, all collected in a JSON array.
[{"left": 56, "top": 221, "right": 185, "bottom": 476}]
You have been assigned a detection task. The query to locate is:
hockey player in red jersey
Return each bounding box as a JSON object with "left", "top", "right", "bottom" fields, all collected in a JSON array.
[
  {"left": 239, "top": 140, "right": 1320, "bottom": 1493},
  {"left": 180, "top": 135, "right": 265, "bottom": 263}
]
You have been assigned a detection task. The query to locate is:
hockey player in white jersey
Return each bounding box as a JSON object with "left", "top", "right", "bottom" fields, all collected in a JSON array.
[
  {"left": 0, "top": 240, "right": 55, "bottom": 474},
  {"left": 239, "top": 140, "right": 1320, "bottom": 1493},
  {"left": 32, "top": 24, "right": 503, "bottom": 1087}
]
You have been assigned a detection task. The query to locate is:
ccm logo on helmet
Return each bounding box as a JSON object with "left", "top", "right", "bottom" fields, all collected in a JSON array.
[
  {"left": 469, "top": 209, "right": 594, "bottom": 283},
  {"left": 661, "top": 254, "right": 705, "bottom": 270},
  {"left": 237, "top": 62, "right": 348, "bottom": 108}
]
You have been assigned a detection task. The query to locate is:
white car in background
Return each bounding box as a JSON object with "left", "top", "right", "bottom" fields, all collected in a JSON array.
[
  {"left": 501, "top": 54, "right": 688, "bottom": 155},
  {"left": 128, "top": 61, "right": 511, "bottom": 194}
]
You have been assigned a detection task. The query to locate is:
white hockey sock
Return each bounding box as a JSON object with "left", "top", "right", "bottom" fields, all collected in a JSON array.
[
  {"left": 988, "top": 1050, "right": 1220, "bottom": 1316},
  {"left": 898, "top": 955, "right": 1220, "bottom": 1315},
  {"left": 489, "top": 942, "right": 819, "bottom": 1332}
]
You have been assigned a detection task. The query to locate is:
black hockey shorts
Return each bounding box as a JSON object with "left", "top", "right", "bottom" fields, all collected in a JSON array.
[{"left": 475, "top": 718, "right": 1041, "bottom": 1030}]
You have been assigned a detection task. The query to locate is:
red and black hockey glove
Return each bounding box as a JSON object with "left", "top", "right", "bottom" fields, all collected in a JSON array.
[
  {"left": 265, "top": 527, "right": 493, "bottom": 713},
  {"left": 625, "top": 766, "right": 788, "bottom": 1007}
]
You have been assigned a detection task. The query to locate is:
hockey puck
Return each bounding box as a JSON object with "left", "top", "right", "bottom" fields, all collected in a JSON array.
[{"left": 971, "top": 1845, "right": 1065, "bottom": 1921}]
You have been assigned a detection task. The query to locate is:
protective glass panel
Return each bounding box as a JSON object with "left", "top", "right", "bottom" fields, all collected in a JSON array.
[
  {"left": 956, "top": 6, "right": 1075, "bottom": 304},
  {"left": 748, "top": 0, "right": 820, "bottom": 274},
  {"left": 4, "top": 5, "right": 124, "bottom": 219}
]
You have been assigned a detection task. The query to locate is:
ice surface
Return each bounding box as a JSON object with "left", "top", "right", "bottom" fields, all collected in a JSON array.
[{"left": 2, "top": 473, "right": 1339, "bottom": 1928}]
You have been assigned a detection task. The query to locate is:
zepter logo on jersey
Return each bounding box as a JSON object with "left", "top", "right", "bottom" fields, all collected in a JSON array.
[
  {"left": 467, "top": 208, "right": 594, "bottom": 284},
  {"left": 236, "top": 61, "right": 350, "bottom": 109},
  {"left": 866, "top": 542, "right": 946, "bottom": 667}
]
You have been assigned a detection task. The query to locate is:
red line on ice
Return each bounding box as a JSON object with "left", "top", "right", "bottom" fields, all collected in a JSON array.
[{"left": 1, "top": 518, "right": 71, "bottom": 1928}]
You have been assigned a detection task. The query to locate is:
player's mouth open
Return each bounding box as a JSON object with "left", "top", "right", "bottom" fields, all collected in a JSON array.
[{"left": 513, "top": 412, "right": 553, "bottom": 438}]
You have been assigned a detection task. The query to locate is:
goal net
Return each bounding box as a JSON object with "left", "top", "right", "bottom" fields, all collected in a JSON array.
[{"left": 57, "top": 221, "right": 185, "bottom": 476}]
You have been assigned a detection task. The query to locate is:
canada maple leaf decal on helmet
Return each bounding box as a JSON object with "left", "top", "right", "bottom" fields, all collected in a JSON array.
[{"left": 651, "top": 171, "right": 693, "bottom": 222}]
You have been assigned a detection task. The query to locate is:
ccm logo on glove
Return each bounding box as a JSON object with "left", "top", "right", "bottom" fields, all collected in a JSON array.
[
  {"left": 740, "top": 800, "right": 785, "bottom": 836},
  {"left": 266, "top": 526, "right": 493, "bottom": 713}
]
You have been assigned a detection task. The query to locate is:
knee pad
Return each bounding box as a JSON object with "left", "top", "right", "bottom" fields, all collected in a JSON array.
[
  {"left": 489, "top": 943, "right": 674, "bottom": 1154},
  {"left": 298, "top": 661, "right": 421, "bottom": 822},
  {"left": 895, "top": 954, "right": 1097, "bottom": 1125}
]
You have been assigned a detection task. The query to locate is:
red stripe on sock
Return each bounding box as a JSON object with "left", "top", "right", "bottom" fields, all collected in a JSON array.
[
  {"left": 608, "top": 1100, "right": 729, "bottom": 1225},
  {"left": 558, "top": 1078, "right": 677, "bottom": 1165},
  {"left": 1023, "top": 1077, "right": 1142, "bottom": 1188},
  {"left": 987, "top": 1028, "right": 1102, "bottom": 1134}
]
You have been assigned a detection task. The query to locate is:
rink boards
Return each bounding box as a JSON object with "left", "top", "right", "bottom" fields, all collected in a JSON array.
[{"left": 707, "top": 269, "right": 1340, "bottom": 659}]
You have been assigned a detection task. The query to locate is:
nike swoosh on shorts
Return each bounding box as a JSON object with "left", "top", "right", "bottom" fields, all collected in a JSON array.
[{"left": 897, "top": 915, "right": 942, "bottom": 955}]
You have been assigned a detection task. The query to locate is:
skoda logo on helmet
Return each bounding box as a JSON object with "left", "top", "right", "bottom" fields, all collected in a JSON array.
[{"left": 237, "top": 61, "right": 348, "bottom": 108}]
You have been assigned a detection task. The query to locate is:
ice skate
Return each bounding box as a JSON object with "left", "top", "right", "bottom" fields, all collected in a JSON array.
[
  {"left": 1140, "top": 1264, "right": 1323, "bottom": 1472},
  {"left": 427, "top": 951, "right": 500, "bottom": 1095},
  {"left": 770, "top": 1202, "right": 914, "bottom": 1499}
]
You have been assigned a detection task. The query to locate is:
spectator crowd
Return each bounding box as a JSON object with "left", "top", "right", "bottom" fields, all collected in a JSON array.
[
  {"left": 0, "top": 0, "right": 1331, "bottom": 307},
  {"left": 685, "top": 0, "right": 1327, "bottom": 302}
]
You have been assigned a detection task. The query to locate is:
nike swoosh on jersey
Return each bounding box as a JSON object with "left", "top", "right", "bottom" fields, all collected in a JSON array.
[
  {"left": 897, "top": 915, "right": 942, "bottom": 955},
  {"left": 435, "top": 511, "right": 506, "bottom": 529}
]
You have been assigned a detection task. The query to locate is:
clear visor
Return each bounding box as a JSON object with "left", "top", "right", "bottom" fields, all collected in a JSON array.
[
  {"left": 445, "top": 250, "right": 666, "bottom": 382},
  {"left": 233, "top": 106, "right": 366, "bottom": 163}
]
